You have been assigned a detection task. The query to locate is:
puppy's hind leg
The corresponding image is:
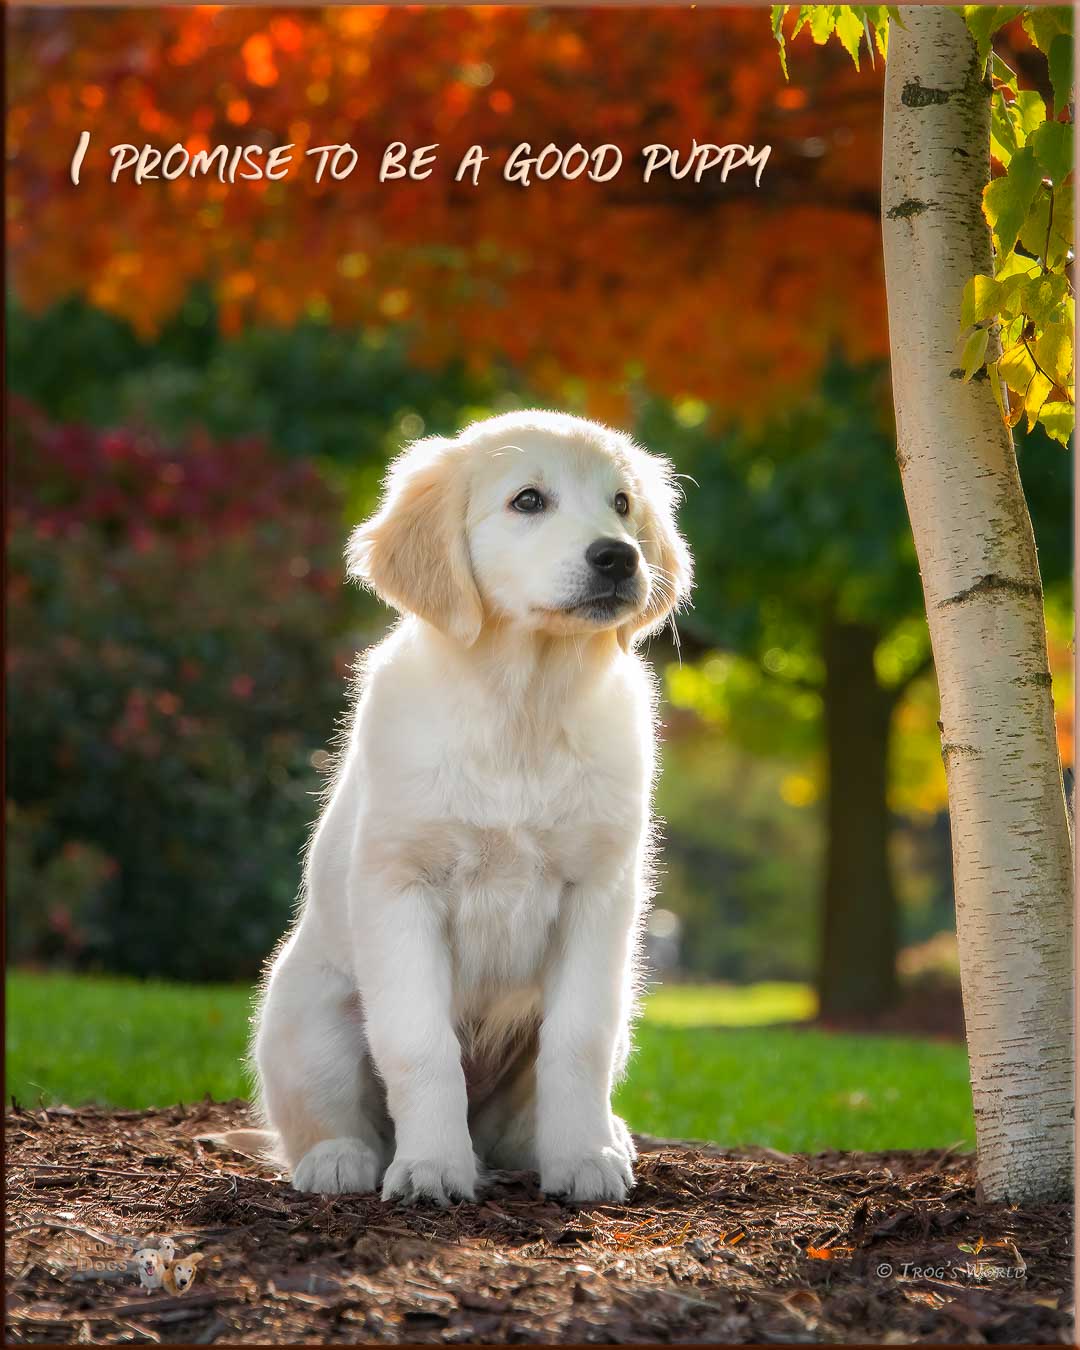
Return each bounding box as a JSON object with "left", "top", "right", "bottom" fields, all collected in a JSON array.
[{"left": 254, "top": 935, "right": 390, "bottom": 1194}]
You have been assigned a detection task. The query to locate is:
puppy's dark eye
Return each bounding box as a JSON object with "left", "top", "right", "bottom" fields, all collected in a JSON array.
[
  {"left": 614, "top": 492, "right": 630, "bottom": 516},
  {"left": 511, "top": 488, "right": 546, "bottom": 514}
]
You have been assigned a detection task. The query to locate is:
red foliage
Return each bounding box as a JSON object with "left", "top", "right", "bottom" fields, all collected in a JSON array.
[
  {"left": 7, "top": 401, "right": 356, "bottom": 979},
  {"left": 8, "top": 397, "right": 329, "bottom": 561},
  {"left": 8, "top": 7, "right": 889, "bottom": 416}
]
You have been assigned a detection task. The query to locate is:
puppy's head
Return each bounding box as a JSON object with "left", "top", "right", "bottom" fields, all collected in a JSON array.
[
  {"left": 136, "top": 1249, "right": 163, "bottom": 1280},
  {"left": 348, "top": 411, "right": 692, "bottom": 648},
  {"left": 167, "top": 1254, "right": 202, "bottom": 1292}
]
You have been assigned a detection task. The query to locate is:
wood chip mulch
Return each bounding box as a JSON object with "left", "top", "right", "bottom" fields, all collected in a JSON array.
[{"left": 5, "top": 1099, "right": 1072, "bottom": 1344}]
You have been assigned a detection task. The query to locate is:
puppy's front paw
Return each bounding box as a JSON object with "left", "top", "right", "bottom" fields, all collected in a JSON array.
[
  {"left": 541, "top": 1142, "right": 635, "bottom": 1203},
  {"left": 292, "top": 1138, "right": 382, "bottom": 1195},
  {"left": 611, "top": 1113, "right": 639, "bottom": 1162},
  {"left": 381, "top": 1150, "right": 479, "bottom": 1207}
]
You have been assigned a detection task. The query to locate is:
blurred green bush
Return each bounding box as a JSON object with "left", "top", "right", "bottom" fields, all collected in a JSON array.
[
  {"left": 5, "top": 297, "right": 512, "bottom": 982},
  {"left": 6, "top": 400, "right": 368, "bottom": 980}
]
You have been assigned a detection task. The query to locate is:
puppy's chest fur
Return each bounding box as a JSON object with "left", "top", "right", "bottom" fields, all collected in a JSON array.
[{"left": 424, "top": 734, "right": 637, "bottom": 1014}]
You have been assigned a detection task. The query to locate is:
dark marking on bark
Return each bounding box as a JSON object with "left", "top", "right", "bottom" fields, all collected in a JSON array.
[
  {"left": 940, "top": 572, "right": 1043, "bottom": 607},
  {"left": 942, "top": 741, "right": 980, "bottom": 762},
  {"left": 949, "top": 366, "right": 988, "bottom": 382},
  {"left": 902, "top": 79, "right": 953, "bottom": 107},
  {"left": 1016, "top": 670, "right": 1053, "bottom": 689},
  {"left": 887, "top": 198, "right": 934, "bottom": 219},
  {"left": 952, "top": 147, "right": 970, "bottom": 159}
]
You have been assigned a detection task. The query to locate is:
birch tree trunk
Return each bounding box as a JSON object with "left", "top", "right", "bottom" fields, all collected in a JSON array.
[{"left": 881, "top": 7, "right": 1073, "bottom": 1203}]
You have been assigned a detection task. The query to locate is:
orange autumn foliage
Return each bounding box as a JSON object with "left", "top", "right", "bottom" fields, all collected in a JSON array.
[{"left": 9, "top": 7, "right": 889, "bottom": 415}]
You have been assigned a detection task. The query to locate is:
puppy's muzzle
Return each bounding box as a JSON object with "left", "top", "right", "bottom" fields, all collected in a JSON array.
[
  {"left": 585, "top": 537, "right": 639, "bottom": 583},
  {"left": 564, "top": 537, "right": 644, "bottom": 617}
]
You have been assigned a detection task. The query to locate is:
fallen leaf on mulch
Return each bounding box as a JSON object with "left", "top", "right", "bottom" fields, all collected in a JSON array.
[{"left": 4, "top": 1101, "right": 1073, "bottom": 1344}]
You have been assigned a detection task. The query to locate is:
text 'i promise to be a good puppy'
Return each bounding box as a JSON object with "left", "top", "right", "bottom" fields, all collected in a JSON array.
[{"left": 69, "top": 134, "right": 772, "bottom": 189}]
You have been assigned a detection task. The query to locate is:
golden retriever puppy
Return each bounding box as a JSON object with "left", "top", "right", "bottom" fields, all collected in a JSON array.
[
  {"left": 247, "top": 410, "right": 692, "bottom": 1204},
  {"left": 162, "top": 1253, "right": 203, "bottom": 1295}
]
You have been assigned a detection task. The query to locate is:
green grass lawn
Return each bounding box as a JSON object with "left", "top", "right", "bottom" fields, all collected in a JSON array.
[{"left": 6, "top": 972, "right": 974, "bottom": 1152}]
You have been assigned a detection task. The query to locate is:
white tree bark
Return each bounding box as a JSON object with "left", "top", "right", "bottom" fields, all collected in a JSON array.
[{"left": 882, "top": 7, "right": 1073, "bottom": 1204}]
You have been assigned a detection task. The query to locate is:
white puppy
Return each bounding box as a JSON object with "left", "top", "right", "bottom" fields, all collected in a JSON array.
[{"left": 246, "top": 410, "right": 692, "bottom": 1205}]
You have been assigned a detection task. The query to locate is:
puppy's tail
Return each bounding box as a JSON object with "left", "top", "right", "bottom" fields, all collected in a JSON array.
[{"left": 199, "top": 1127, "right": 283, "bottom": 1163}]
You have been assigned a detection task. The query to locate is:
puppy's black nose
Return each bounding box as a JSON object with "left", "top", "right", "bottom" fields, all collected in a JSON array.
[{"left": 586, "top": 537, "right": 639, "bottom": 581}]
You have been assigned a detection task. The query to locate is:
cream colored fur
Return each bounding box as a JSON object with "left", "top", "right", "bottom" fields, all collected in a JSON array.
[{"left": 243, "top": 410, "right": 692, "bottom": 1205}]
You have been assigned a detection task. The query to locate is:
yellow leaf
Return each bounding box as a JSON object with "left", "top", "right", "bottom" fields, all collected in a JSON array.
[
  {"left": 833, "top": 8, "right": 865, "bottom": 68},
  {"left": 989, "top": 360, "right": 1010, "bottom": 425},
  {"left": 1024, "top": 370, "right": 1054, "bottom": 431},
  {"left": 960, "top": 274, "right": 1001, "bottom": 330},
  {"left": 1038, "top": 400, "right": 1074, "bottom": 445},
  {"left": 809, "top": 6, "right": 835, "bottom": 44},
  {"left": 998, "top": 342, "right": 1036, "bottom": 395},
  {"left": 959, "top": 327, "right": 990, "bottom": 381},
  {"left": 1034, "top": 323, "right": 1073, "bottom": 387}
]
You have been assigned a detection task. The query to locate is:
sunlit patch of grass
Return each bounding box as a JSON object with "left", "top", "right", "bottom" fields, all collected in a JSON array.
[
  {"left": 642, "top": 980, "right": 817, "bottom": 1028},
  {"left": 7, "top": 971, "right": 973, "bottom": 1153},
  {"left": 617, "top": 1022, "right": 973, "bottom": 1153},
  {"left": 7, "top": 971, "right": 254, "bottom": 1110}
]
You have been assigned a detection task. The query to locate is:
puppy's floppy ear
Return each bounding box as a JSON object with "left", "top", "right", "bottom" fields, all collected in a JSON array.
[
  {"left": 346, "top": 436, "right": 484, "bottom": 646},
  {"left": 619, "top": 445, "right": 693, "bottom": 652}
]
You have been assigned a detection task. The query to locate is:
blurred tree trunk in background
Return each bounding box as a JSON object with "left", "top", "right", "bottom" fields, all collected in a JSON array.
[{"left": 819, "top": 618, "right": 899, "bottom": 1019}]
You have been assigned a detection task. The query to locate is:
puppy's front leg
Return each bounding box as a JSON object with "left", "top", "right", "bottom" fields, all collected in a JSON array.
[
  {"left": 537, "top": 871, "right": 639, "bottom": 1203},
  {"left": 356, "top": 882, "right": 476, "bottom": 1206}
]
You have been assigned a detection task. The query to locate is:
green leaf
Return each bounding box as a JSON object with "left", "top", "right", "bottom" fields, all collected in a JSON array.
[
  {"left": 963, "top": 6, "right": 1022, "bottom": 67},
  {"left": 990, "top": 52, "right": 1018, "bottom": 94},
  {"left": 1011, "top": 272, "right": 1068, "bottom": 325},
  {"left": 1030, "top": 119, "right": 1073, "bottom": 185},
  {"left": 871, "top": 7, "right": 891, "bottom": 56},
  {"left": 959, "top": 327, "right": 990, "bottom": 381},
  {"left": 1001, "top": 314, "right": 1025, "bottom": 347},
  {"left": 862, "top": 13, "right": 875, "bottom": 66},
  {"left": 1048, "top": 33, "right": 1073, "bottom": 116},
  {"left": 960, "top": 274, "right": 1002, "bottom": 329},
  {"left": 990, "top": 93, "right": 1019, "bottom": 166},
  {"left": 1022, "top": 5, "right": 1071, "bottom": 56},
  {"left": 1038, "top": 400, "right": 1074, "bottom": 445},
  {"left": 994, "top": 249, "right": 1040, "bottom": 282},
  {"left": 963, "top": 5, "right": 996, "bottom": 66},
  {"left": 982, "top": 145, "right": 1043, "bottom": 257},
  {"left": 834, "top": 6, "right": 865, "bottom": 68},
  {"left": 1012, "top": 90, "right": 1046, "bottom": 140},
  {"left": 996, "top": 269, "right": 1037, "bottom": 318},
  {"left": 771, "top": 6, "right": 790, "bottom": 79},
  {"left": 1018, "top": 186, "right": 1074, "bottom": 269}
]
